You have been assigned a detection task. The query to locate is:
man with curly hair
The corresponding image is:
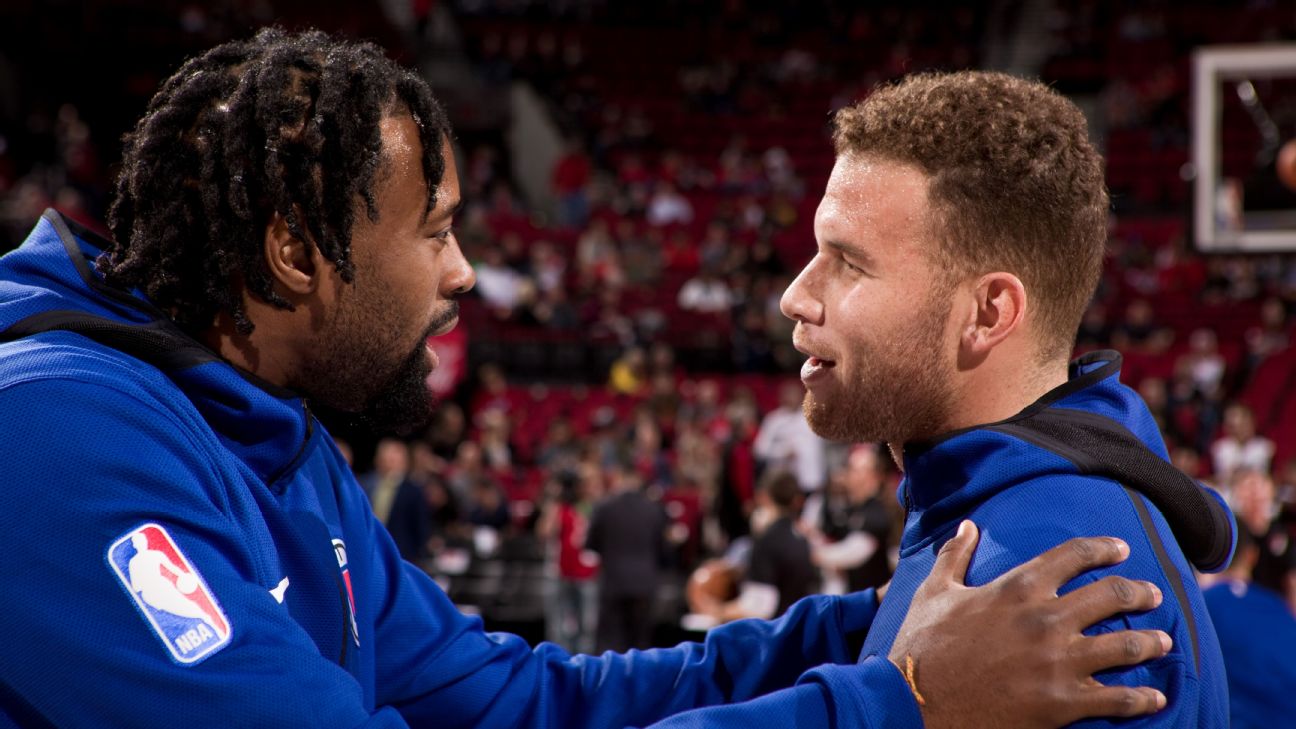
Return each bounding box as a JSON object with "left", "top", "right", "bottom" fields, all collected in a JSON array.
[
  {"left": 0, "top": 33, "right": 1178, "bottom": 728},
  {"left": 782, "top": 71, "right": 1235, "bottom": 727}
]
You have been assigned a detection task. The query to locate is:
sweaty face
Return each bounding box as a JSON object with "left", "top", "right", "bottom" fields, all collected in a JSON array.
[
  {"left": 300, "top": 115, "right": 473, "bottom": 433},
  {"left": 780, "top": 156, "right": 957, "bottom": 445}
]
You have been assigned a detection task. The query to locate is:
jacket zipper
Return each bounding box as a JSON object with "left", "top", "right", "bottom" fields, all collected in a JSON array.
[{"left": 266, "top": 400, "right": 315, "bottom": 491}]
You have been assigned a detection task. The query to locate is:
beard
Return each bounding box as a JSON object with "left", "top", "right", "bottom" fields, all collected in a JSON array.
[
  {"left": 802, "top": 292, "right": 956, "bottom": 445},
  {"left": 303, "top": 300, "right": 457, "bottom": 435},
  {"left": 351, "top": 338, "right": 437, "bottom": 434}
]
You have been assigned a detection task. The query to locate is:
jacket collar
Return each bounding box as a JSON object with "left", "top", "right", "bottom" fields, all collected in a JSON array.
[{"left": 0, "top": 210, "right": 313, "bottom": 487}]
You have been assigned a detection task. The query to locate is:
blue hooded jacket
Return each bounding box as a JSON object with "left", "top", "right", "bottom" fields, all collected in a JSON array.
[
  {"left": 858, "top": 352, "right": 1236, "bottom": 727},
  {"left": 0, "top": 211, "right": 917, "bottom": 728}
]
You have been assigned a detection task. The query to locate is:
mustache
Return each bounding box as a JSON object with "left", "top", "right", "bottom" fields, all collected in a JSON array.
[{"left": 423, "top": 300, "right": 460, "bottom": 338}]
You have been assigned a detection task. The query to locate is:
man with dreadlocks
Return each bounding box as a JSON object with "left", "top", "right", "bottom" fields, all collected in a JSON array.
[{"left": 0, "top": 29, "right": 1175, "bottom": 728}]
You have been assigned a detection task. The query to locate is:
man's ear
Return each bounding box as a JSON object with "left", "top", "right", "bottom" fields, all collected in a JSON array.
[
  {"left": 959, "top": 272, "right": 1027, "bottom": 358},
  {"left": 263, "top": 212, "right": 322, "bottom": 296}
]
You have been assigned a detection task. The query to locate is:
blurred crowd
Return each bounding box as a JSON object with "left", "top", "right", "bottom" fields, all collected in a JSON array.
[{"left": 337, "top": 364, "right": 908, "bottom": 653}]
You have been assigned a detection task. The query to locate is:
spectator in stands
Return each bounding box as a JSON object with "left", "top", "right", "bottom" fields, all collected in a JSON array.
[
  {"left": 732, "top": 302, "right": 777, "bottom": 372},
  {"left": 674, "top": 417, "right": 722, "bottom": 500},
  {"left": 1075, "top": 303, "right": 1112, "bottom": 350},
  {"left": 753, "top": 381, "right": 827, "bottom": 493},
  {"left": 677, "top": 264, "right": 735, "bottom": 314},
  {"left": 476, "top": 408, "right": 514, "bottom": 470},
  {"left": 717, "top": 136, "right": 762, "bottom": 194},
  {"left": 746, "top": 235, "right": 784, "bottom": 277},
  {"left": 448, "top": 440, "right": 488, "bottom": 499},
  {"left": 537, "top": 470, "right": 601, "bottom": 654},
  {"left": 426, "top": 402, "right": 467, "bottom": 460},
  {"left": 585, "top": 285, "right": 636, "bottom": 347},
  {"left": 586, "top": 464, "right": 668, "bottom": 652},
  {"left": 1231, "top": 469, "right": 1296, "bottom": 614},
  {"left": 645, "top": 181, "right": 694, "bottom": 227},
  {"left": 647, "top": 369, "right": 683, "bottom": 431},
  {"left": 697, "top": 222, "right": 733, "bottom": 272},
  {"left": 1111, "top": 298, "right": 1172, "bottom": 353},
  {"left": 408, "top": 439, "right": 446, "bottom": 487},
  {"left": 1171, "top": 445, "right": 1206, "bottom": 484},
  {"left": 1137, "top": 377, "right": 1172, "bottom": 436},
  {"left": 575, "top": 218, "right": 623, "bottom": 288},
  {"left": 551, "top": 138, "right": 592, "bottom": 227},
  {"left": 661, "top": 229, "right": 701, "bottom": 274},
  {"left": 1243, "top": 296, "right": 1290, "bottom": 375},
  {"left": 464, "top": 144, "right": 504, "bottom": 200},
  {"left": 1212, "top": 403, "right": 1275, "bottom": 480},
  {"left": 1277, "top": 457, "right": 1296, "bottom": 521},
  {"left": 531, "top": 284, "right": 580, "bottom": 330},
  {"left": 528, "top": 239, "right": 567, "bottom": 295},
  {"left": 804, "top": 444, "right": 896, "bottom": 594},
  {"left": 474, "top": 244, "right": 526, "bottom": 316},
  {"left": 1199, "top": 522, "right": 1296, "bottom": 727},
  {"left": 1178, "top": 328, "right": 1226, "bottom": 400},
  {"left": 467, "top": 476, "right": 512, "bottom": 532},
  {"left": 537, "top": 415, "right": 582, "bottom": 473},
  {"left": 608, "top": 345, "right": 648, "bottom": 396},
  {"left": 698, "top": 471, "right": 817, "bottom": 622},
  {"left": 629, "top": 408, "right": 673, "bottom": 487},
  {"left": 762, "top": 146, "right": 801, "bottom": 196},
  {"left": 360, "top": 438, "right": 430, "bottom": 563},
  {"left": 471, "top": 362, "right": 511, "bottom": 415},
  {"left": 1167, "top": 359, "right": 1218, "bottom": 454},
  {"left": 422, "top": 472, "right": 465, "bottom": 554}
]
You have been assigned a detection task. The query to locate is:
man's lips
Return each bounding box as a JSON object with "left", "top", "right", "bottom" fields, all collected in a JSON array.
[
  {"left": 425, "top": 301, "right": 461, "bottom": 339},
  {"left": 426, "top": 316, "right": 459, "bottom": 338},
  {"left": 800, "top": 355, "right": 835, "bottom": 383},
  {"left": 793, "top": 340, "right": 837, "bottom": 367}
]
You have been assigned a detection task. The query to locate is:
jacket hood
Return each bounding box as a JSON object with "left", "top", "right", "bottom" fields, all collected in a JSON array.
[
  {"left": 900, "top": 350, "right": 1235, "bottom": 573},
  {"left": 0, "top": 209, "right": 312, "bottom": 486}
]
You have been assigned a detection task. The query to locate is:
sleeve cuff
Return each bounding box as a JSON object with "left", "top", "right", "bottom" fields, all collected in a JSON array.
[{"left": 797, "top": 657, "right": 924, "bottom": 729}]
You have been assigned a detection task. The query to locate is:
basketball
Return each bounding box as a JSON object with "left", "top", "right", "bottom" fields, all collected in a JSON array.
[
  {"left": 1278, "top": 139, "right": 1296, "bottom": 193},
  {"left": 175, "top": 573, "right": 198, "bottom": 594},
  {"left": 685, "top": 559, "right": 740, "bottom": 614}
]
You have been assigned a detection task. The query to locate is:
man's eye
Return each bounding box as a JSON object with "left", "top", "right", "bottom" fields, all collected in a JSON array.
[
  {"left": 842, "top": 258, "right": 863, "bottom": 274},
  {"left": 431, "top": 227, "right": 454, "bottom": 241}
]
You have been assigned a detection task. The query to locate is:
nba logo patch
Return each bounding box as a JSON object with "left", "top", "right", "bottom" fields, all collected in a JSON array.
[{"left": 107, "top": 523, "right": 232, "bottom": 664}]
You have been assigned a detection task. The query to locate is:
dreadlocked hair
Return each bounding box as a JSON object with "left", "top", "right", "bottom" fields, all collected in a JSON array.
[{"left": 99, "top": 27, "right": 451, "bottom": 335}]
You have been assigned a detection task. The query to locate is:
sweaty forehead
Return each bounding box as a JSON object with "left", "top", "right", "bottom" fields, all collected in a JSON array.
[
  {"left": 375, "top": 114, "right": 457, "bottom": 217},
  {"left": 817, "top": 156, "right": 933, "bottom": 248}
]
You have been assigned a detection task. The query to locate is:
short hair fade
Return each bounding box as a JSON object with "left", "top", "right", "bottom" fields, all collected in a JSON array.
[{"left": 832, "top": 71, "right": 1108, "bottom": 362}]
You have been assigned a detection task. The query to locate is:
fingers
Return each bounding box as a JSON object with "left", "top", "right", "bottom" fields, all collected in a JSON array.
[
  {"left": 1071, "top": 629, "right": 1173, "bottom": 675},
  {"left": 926, "top": 520, "right": 979, "bottom": 587},
  {"left": 1074, "top": 684, "right": 1167, "bottom": 719},
  {"left": 1057, "top": 574, "right": 1163, "bottom": 628},
  {"left": 998, "top": 537, "right": 1129, "bottom": 597}
]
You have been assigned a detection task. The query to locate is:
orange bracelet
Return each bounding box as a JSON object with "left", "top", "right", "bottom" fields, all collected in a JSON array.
[{"left": 902, "top": 655, "right": 927, "bottom": 706}]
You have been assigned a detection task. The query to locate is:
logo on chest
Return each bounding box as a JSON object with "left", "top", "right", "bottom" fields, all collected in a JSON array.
[{"left": 107, "top": 523, "right": 232, "bottom": 664}]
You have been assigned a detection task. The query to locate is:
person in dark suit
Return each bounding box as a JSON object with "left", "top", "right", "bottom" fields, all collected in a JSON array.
[
  {"left": 586, "top": 464, "right": 668, "bottom": 652},
  {"left": 360, "top": 438, "right": 430, "bottom": 563}
]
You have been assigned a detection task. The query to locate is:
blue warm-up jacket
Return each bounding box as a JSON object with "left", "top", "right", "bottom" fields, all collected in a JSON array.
[
  {"left": 0, "top": 210, "right": 917, "bottom": 727},
  {"left": 859, "top": 351, "right": 1236, "bottom": 727}
]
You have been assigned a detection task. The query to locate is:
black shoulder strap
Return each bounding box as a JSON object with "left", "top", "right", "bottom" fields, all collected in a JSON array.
[
  {"left": 987, "top": 407, "right": 1234, "bottom": 573},
  {"left": 0, "top": 309, "right": 219, "bottom": 371}
]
